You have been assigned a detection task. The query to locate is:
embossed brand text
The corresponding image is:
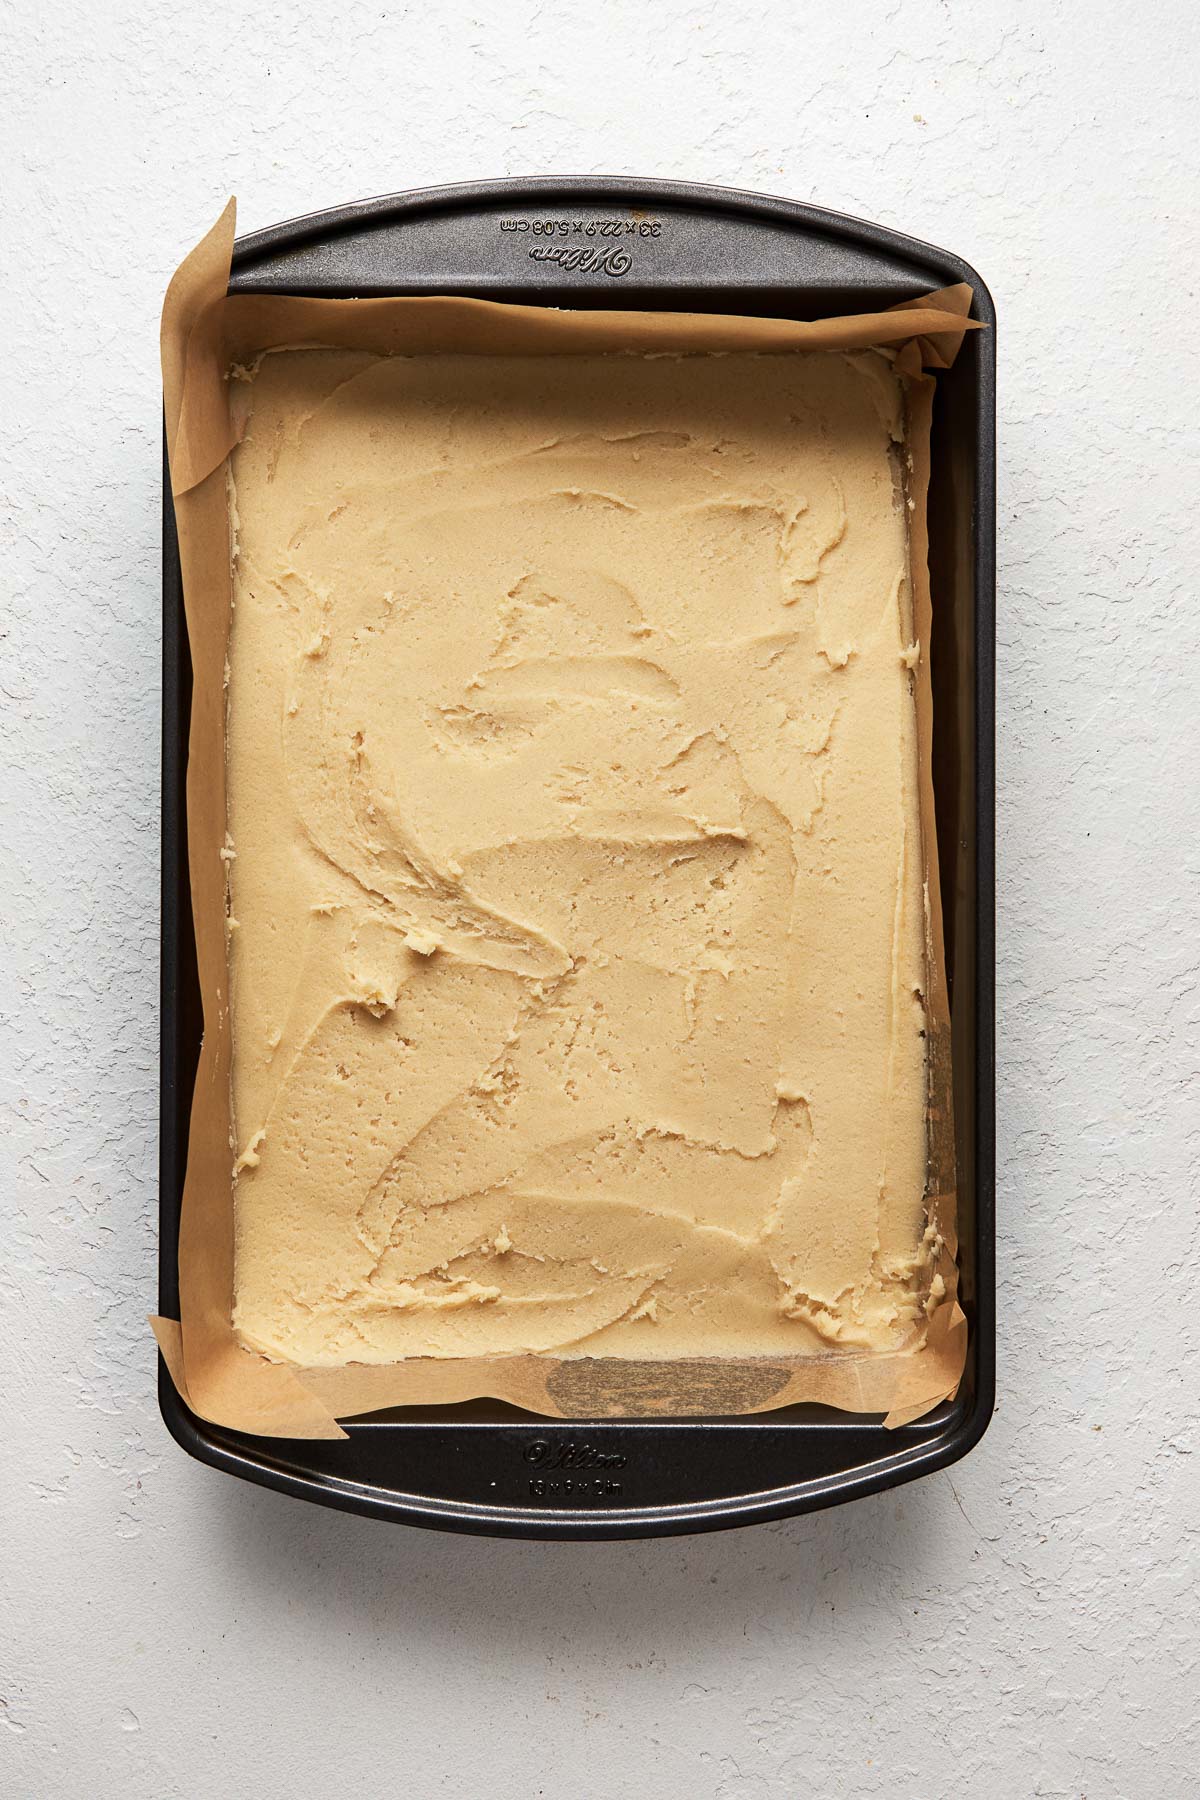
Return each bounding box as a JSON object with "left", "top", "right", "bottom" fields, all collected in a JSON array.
[
  {"left": 524, "top": 1439, "right": 628, "bottom": 1471},
  {"left": 498, "top": 215, "right": 663, "bottom": 279},
  {"left": 527, "top": 244, "right": 632, "bottom": 277}
]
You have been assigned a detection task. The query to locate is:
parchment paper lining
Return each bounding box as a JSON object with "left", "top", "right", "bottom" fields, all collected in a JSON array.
[{"left": 154, "top": 200, "right": 973, "bottom": 1438}]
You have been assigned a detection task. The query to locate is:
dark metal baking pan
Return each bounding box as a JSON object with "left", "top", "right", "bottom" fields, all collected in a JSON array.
[{"left": 160, "top": 176, "right": 995, "bottom": 1539}]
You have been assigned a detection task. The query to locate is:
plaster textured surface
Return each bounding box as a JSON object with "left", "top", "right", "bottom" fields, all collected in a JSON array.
[{"left": 3, "top": 3, "right": 1198, "bottom": 1795}]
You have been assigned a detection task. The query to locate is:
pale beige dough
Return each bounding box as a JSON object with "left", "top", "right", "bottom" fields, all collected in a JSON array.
[{"left": 226, "top": 348, "right": 930, "bottom": 1367}]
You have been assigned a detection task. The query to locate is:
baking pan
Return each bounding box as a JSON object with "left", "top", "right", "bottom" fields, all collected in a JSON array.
[{"left": 160, "top": 176, "right": 995, "bottom": 1539}]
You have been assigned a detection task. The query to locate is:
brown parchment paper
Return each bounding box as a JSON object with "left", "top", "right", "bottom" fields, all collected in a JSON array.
[{"left": 155, "top": 200, "right": 973, "bottom": 1438}]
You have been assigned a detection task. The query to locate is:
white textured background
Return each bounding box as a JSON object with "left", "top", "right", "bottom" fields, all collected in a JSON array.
[{"left": 3, "top": 2, "right": 1198, "bottom": 1795}]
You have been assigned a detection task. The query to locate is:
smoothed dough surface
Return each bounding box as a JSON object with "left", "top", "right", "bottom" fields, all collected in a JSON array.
[{"left": 226, "top": 349, "right": 931, "bottom": 1367}]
